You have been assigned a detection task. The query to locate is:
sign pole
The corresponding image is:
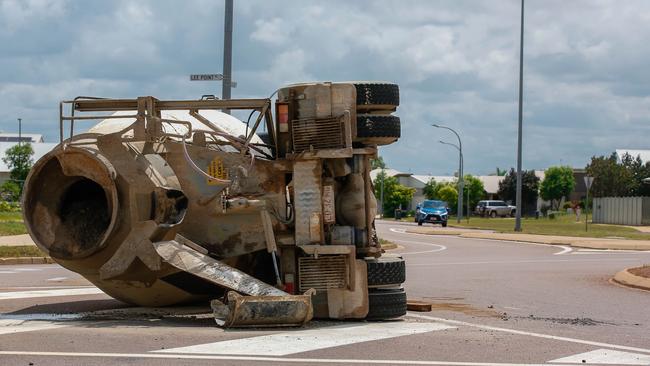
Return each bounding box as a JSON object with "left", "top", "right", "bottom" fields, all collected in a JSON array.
[{"left": 584, "top": 176, "right": 593, "bottom": 232}]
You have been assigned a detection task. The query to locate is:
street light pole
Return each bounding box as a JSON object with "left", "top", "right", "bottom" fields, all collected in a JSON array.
[
  {"left": 515, "top": 0, "right": 525, "bottom": 232},
  {"left": 434, "top": 124, "right": 463, "bottom": 222},
  {"left": 221, "top": 0, "right": 234, "bottom": 114},
  {"left": 379, "top": 167, "right": 385, "bottom": 218},
  {"left": 17, "top": 118, "right": 21, "bottom": 146},
  {"left": 438, "top": 139, "right": 464, "bottom": 223}
]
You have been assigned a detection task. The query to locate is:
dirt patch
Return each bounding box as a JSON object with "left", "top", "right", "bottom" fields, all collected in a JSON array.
[{"left": 629, "top": 266, "right": 650, "bottom": 278}]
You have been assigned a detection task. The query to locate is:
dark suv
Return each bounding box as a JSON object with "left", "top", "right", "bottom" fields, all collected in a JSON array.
[{"left": 416, "top": 200, "right": 449, "bottom": 227}]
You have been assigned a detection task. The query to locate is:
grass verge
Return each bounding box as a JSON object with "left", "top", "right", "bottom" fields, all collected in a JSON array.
[
  {"left": 0, "top": 221, "right": 27, "bottom": 236},
  {"left": 0, "top": 211, "right": 27, "bottom": 236},
  {"left": 448, "top": 214, "right": 650, "bottom": 240},
  {"left": 0, "top": 245, "right": 45, "bottom": 258},
  {"left": 379, "top": 238, "right": 398, "bottom": 250}
]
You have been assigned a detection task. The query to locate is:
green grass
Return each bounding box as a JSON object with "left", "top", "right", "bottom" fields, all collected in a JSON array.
[
  {"left": 0, "top": 221, "right": 27, "bottom": 235},
  {"left": 0, "top": 245, "right": 45, "bottom": 258},
  {"left": 0, "top": 211, "right": 23, "bottom": 221},
  {"left": 0, "top": 211, "right": 26, "bottom": 236},
  {"left": 448, "top": 214, "right": 650, "bottom": 240}
]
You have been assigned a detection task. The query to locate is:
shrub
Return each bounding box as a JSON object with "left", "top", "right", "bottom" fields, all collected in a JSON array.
[{"left": 0, "top": 201, "right": 21, "bottom": 212}]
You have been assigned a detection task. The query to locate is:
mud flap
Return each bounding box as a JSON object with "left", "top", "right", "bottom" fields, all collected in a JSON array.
[{"left": 154, "top": 235, "right": 315, "bottom": 327}]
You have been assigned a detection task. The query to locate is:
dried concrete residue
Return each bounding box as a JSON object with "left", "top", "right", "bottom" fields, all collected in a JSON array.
[{"left": 517, "top": 315, "right": 616, "bottom": 326}]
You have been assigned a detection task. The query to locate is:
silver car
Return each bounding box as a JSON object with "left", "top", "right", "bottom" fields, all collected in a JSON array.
[{"left": 475, "top": 200, "right": 516, "bottom": 218}]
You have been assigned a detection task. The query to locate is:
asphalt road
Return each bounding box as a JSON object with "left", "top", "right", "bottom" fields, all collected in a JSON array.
[{"left": 1, "top": 220, "right": 649, "bottom": 366}]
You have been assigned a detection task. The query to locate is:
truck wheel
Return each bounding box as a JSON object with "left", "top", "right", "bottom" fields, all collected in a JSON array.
[
  {"left": 417, "top": 220, "right": 423, "bottom": 226},
  {"left": 490, "top": 211, "right": 497, "bottom": 218},
  {"left": 354, "top": 82, "right": 399, "bottom": 112},
  {"left": 355, "top": 114, "right": 400, "bottom": 146},
  {"left": 366, "top": 256, "right": 406, "bottom": 287},
  {"left": 442, "top": 222, "right": 447, "bottom": 227},
  {"left": 366, "top": 288, "right": 407, "bottom": 320}
]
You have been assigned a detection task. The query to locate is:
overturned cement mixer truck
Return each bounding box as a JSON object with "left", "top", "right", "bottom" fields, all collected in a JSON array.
[{"left": 22, "top": 81, "right": 405, "bottom": 327}]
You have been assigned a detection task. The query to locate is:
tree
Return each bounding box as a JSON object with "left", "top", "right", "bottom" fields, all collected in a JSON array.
[
  {"left": 423, "top": 178, "right": 437, "bottom": 200},
  {"left": 437, "top": 185, "right": 457, "bottom": 212},
  {"left": 586, "top": 153, "right": 635, "bottom": 197},
  {"left": 2, "top": 143, "right": 34, "bottom": 193},
  {"left": 540, "top": 166, "right": 575, "bottom": 210},
  {"left": 373, "top": 173, "right": 415, "bottom": 217},
  {"left": 370, "top": 156, "right": 386, "bottom": 170},
  {"left": 462, "top": 175, "right": 486, "bottom": 214},
  {"left": 0, "top": 181, "right": 21, "bottom": 201},
  {"left": 497, "top": 168, "right": 540, "bottom": 214},
  {"left": 619, "top": 153, "right": 650, "bottom": 196}
]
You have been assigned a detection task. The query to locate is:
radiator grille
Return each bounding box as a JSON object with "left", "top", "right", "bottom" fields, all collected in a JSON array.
[
  {"left": 298, "top": 255, "right": 348, "bottom": 292},
  {"left": 292, "top": 116, "right": 345, "bottom": 152}
]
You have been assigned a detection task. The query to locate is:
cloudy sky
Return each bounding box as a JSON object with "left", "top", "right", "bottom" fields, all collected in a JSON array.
[{"left": 1, "top": 0, "right": 649, "bottom": 175}]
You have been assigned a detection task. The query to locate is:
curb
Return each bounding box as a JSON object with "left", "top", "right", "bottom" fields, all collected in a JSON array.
[
  {"left": 613, "top": 268, "right": 650, "bottom": 291},
  {"left": 0, "top": 256, "right": 54, "bottom": 265}
]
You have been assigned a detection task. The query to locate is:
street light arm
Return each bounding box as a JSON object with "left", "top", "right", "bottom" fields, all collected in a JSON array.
[{"left": 432, "top": 124, "right": 462, "bottom": 152}]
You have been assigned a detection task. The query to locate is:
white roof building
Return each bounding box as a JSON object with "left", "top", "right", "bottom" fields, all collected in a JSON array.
[{"left": 0, "top": 133, "right": 44, "bottom": 143}]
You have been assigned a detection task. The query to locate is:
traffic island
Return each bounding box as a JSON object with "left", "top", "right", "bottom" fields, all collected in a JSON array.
[{"left": 613, "top": 266, "right": 650, "bottom": 291}]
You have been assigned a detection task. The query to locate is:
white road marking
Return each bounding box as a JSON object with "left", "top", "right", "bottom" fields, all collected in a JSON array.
[
  {"left": 0, "top": 271, "right": 16, "bottom": 274},
  {"left": 0, "top": 350, "right": 585, "bottom": 365},
  {"left": 408, "top": 313, "right": 650, "bottom": 355},
  {"left": 397, "top": 241, "right": 447, "bottom": 255},
  {"left": 549, "top": 348, "right": 650, "bottom": 365},
  {"left": 553, "top": 246, "right": 573, "bottom": 255},
  {"left": 12, "top": 268, "right": 43, "bottom": 272},
  {"left": 2, "top": 286, "right": 95, "bottom": 290},
  {"left": 0, "top": 319, "right": 70, "bottom": 335},
  {"left": 0, "top": 287, "right": 104, "bottom": 300},
  {"left": 407, "top": 257, "right": 647, "bottom": 266},
  {"left": 157, "top": 321, "right": 455, "bottom": 356},
  {"left": 46, "top": 277, "right": 69, "bottom": 282}
]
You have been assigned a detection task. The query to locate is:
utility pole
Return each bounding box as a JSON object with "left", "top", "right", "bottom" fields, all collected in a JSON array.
[
  {"left": 515, "top": 0, "right": 525, "bottom": 231},
  {"left": 17, "top": 118, "right": 22, "bottom": 146},
  {"left": 221, "top": 0, "right": 233, "bottom": 114}
]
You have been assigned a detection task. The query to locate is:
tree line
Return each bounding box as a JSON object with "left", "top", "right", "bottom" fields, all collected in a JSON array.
[{"left": 373, "top": 151, "right": 650, "bottom": 218}]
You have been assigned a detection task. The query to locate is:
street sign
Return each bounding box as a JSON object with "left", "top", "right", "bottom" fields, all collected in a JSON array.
[
  {"left": 584, "top": 176, "right": 594, "bottom": 190},
  {"left": 190, "top": 74, "right": 224, "bottom": 81},
  {"left": 190, "top": 74, "right": 237, "bottom": 88}
]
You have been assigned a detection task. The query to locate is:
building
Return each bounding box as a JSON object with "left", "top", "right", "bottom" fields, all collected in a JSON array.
[
  {"left": 370, "top": 168, "right": 520, "bottom": 211},
  {"left": 371, "top": 168, "right": 583, "bottom": 213},
  {"left": 0, "top": 134, "right": 57, "bottom": 184}
]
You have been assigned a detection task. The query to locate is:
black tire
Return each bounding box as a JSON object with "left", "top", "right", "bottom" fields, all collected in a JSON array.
[
  {"left": 366, "top": 256, "right": 406, "bottom": 287},
  {"left": 442, "top": 222, "right": 447, "bottom": 227},
  {"left": 355, "top": 114, "right": 400, "bottom": 146},
  {"left": 354, "top": 82, "right": 399, "bottom": 110},
  {"left": 490, "top": 211, "right": 497, "bottom": 218},
  {"left": 417, "top": 220, "right": 423, "bottom": 226},
  {"left": 366, "top": 288, "right": 407, "bottom": 320}
]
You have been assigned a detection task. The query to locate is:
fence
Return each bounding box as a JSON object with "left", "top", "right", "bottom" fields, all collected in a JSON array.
[{"left": 592, "top": 196, "right": 650, "bottom": 226}]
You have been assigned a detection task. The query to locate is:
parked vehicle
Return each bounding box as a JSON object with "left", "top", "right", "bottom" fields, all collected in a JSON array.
[
  {"left": 416, "top": 200, "right": 449, "bottom": 227},
  {"left": 475, "top": 200, "right": 516, "bottom": 218}
]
